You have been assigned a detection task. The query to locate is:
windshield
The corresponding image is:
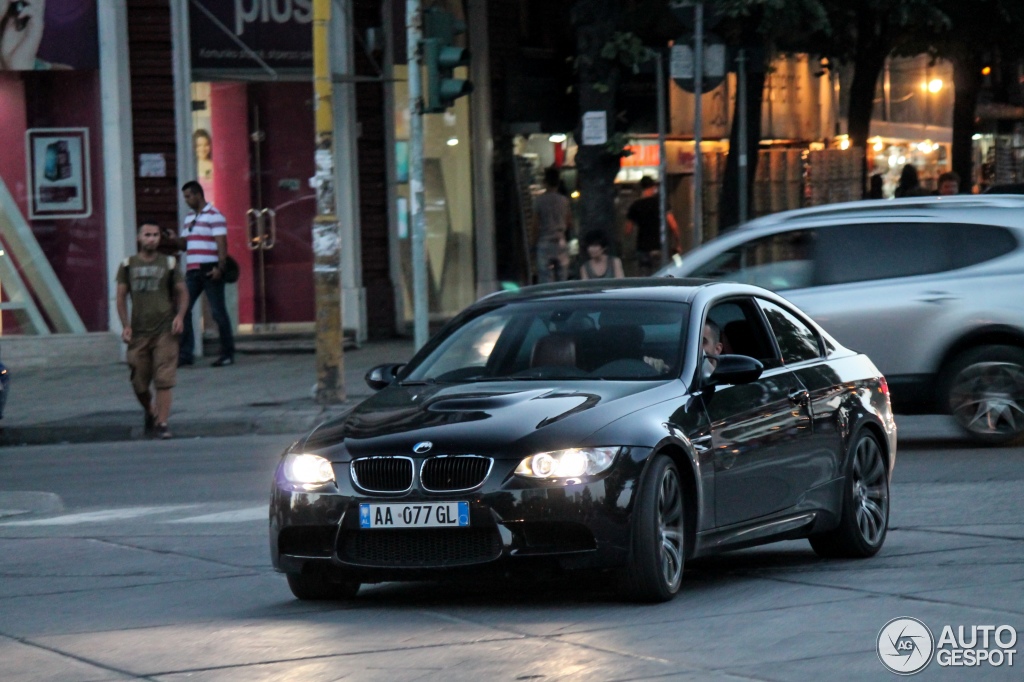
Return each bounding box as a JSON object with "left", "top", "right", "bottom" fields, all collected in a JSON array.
[{"left": 404, "top": 300, "right": 689, "bottom": 382}]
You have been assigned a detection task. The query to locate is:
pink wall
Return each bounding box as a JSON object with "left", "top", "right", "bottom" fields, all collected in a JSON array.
[
  {"left": 0, "top": 71, "right": 107, "bottom": 333},
  {"left": 209, "top": 83, "right": 254, "bottom": 326}
]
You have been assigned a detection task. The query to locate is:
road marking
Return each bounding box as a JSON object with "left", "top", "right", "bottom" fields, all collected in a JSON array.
[
  {"left": 0, "top": 504, "right": 201, "bottom": 526},
  {"left": 168, "top": 506, "right": 266, "bottom": 524}
]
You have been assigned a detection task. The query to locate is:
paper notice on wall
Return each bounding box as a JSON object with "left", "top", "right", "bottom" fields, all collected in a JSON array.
[{"left": 581, "top": 111, "right": 607, "bottom": 146}]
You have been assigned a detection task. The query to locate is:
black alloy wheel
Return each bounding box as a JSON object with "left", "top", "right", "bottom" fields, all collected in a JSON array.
[
  {"left": 943, "top": 345, "right": 1024, "bottom": 446},
  {"left": 286, "top": 570, "right": 360, "bottom": 601},
  {"left": 622, "top": 455, "right": 686, "bottom": 602},
  {"left": 810, "top": 430, "right": 889, "bottom": 559}
]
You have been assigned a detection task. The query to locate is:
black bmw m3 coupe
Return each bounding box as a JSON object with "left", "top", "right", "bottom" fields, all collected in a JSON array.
[{"left": 270, "top": 279, "right": 896, "bottom": 602}]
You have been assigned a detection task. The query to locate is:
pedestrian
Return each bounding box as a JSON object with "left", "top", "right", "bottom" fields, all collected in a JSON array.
[
  {"left": 624, "top": 176, "right": 680, "bottom": 275},
  {"left": 894, "top": 165, "right": 929, "bottom": 198},
  {"left": 116, "top": 223, "right": 188, "bottom": 439},
  {"left": 936, "top": 170, "right": 960, "bottom": 196},
  {"left": 579, "top": 229, "right": 624, "bottom": 280},
  {"left": 868, "top": 173, "right": 885, "bottom": 200},
  {"left": 170, "top": 180, "right": 235, "bottom": 367},
  {"left": 532, "top": 167, "right": 573, "bottom": 283}
]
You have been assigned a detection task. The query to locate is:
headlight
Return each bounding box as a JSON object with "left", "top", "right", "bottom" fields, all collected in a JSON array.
[
  {"left": 282, "top": 453, "right": 335, "bottom": 485},
  {"left": 514, "top": 447, "right": 620, "bottom": 479}
]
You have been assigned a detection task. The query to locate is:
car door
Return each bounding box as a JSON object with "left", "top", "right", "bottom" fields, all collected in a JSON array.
[
  {"left": 785, "top": 221, "right": 961, "bottom": 380},
  {"left": 702, "top": 297, "right": 814, "bottom": 527},
  {"left": 756, "top": 298, "right": 843, "bottom": 491}
]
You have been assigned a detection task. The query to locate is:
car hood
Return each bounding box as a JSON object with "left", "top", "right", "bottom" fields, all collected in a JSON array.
[{"left": 300, "top": 380, "right": 684, "bottom": 459}]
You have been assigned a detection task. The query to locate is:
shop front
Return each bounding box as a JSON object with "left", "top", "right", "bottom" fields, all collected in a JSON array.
[{"left": 187, "top": 2, "right": 319, "bottom": 333}]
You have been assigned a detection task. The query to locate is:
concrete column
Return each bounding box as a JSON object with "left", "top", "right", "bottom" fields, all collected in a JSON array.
[
  {"left": 98, "top": 0, "right": 136, "bottom": 343},
  {"left": 331, "top": 0, "right": 367, "bottom": 344}
]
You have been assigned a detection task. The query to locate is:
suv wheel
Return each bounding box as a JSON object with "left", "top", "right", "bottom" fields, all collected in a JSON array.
[{"left": 942, "top": 345, "right": 1024, "bottom": 446}]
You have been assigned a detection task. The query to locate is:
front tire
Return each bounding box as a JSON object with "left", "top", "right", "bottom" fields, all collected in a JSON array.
[
  {"left": 286, "top": 570, "right": 360, "bottom": 601},
  {"left": 810, "top": 430, "right": 889, "bottom": 559},
  {"left": 941, "top": 345, "right": 1024, "bottom": 446},
  {"left": 621, "top": 455, "right": 685, "bottom": 602}
]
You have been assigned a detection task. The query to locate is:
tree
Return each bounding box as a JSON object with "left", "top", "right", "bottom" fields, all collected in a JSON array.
[
  {"left": 816, "top": 0, "right": 947, "bottom": 194},
  {"left": 901, "top": 0, "right": 1024, "bottom": 189}
]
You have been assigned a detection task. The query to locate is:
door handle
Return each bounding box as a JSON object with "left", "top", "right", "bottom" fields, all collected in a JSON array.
[
  {"left": 788, "top": 389, "right": 809, "bottom": 406},
  {"left": 916, "top": 291, "right": 958, "bottom": 305}
]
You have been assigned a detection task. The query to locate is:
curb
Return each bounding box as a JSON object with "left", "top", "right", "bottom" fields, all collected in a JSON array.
[{"left": 0, "top": 410, "right": 354, "bottom": 446}]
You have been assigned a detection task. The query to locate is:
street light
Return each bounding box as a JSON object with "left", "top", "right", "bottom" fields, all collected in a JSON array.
[{"left": 926, "top": 78, "right": 943, "bottom": 93}]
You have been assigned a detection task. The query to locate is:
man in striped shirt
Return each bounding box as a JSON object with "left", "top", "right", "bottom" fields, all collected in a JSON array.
[{"left": 172, "top": 180, "right": 235, "bottom": 367}]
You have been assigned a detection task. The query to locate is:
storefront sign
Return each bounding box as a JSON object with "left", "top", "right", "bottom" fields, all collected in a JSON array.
[
  {"left": 0, "top": 0, "right": 98, "bottom": 71},
  {"left": 26, "top": 128, "right": 91, "bottom": 219},
  {"left": 189, "top": 0, "right": 314, "bottom": 76}
]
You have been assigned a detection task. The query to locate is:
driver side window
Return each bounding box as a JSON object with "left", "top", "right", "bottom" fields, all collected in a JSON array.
[
  {"left": 692, "top": 230, "right": 815, "bottom": 291},
  {"left": 706, "top": 298, "right": 782, "bottom": 369}
]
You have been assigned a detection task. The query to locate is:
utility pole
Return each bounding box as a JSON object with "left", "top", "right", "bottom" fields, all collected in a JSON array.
[
  {"left": 692, "top": 2, "right": 704, "bottom": 247},
  {"left": 312, "top": 0, "right": 345, "bottom": 403},
  {"left": 737, "top": 48, "right": 748, "bottom": 225},
  {"left": 656, "top": 48, "right": 668, "bottom": 265},
  {"left": 406, "top": 0, "right": 428, "bottom": 350}
]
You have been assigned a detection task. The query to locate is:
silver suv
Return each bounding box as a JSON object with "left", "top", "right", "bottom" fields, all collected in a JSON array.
[{"left": 659, "top": 195, "right": 1024, "bottom": 445}]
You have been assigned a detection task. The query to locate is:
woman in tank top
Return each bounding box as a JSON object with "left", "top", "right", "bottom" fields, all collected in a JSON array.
[{"left": 579, "top": 230, "right": 624, "bottom": 280}]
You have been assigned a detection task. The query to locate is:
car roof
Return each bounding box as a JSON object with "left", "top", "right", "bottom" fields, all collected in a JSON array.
[
  {"left": 477, "top": 278, "right": 765, "bottom": 305},
  {"left": 741, "top": 194, "right": 1024, "bottom": 231}
]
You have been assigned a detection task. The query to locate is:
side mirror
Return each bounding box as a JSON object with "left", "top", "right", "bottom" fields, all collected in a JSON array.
[
  {"left": 708, "top": 354, "right": 763, "bottom": 386},
  {"left": 365, "top": 363, "right": 405, "bottom": 391}
]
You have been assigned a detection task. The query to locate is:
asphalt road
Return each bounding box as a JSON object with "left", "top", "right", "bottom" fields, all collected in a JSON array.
[{"left": 0, "top": 429, "right": 1022, "bottom": 681}]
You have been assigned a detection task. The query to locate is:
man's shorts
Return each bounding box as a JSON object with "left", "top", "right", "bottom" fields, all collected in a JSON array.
[{"left": 127, "top": 333, "right": 179, "bottom": 395}]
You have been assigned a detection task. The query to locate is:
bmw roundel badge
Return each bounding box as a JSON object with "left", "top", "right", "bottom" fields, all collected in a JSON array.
[{"left": 413, "top": 441, "right": 433, "bottom": 454}]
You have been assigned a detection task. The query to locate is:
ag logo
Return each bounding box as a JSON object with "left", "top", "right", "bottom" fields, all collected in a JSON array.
[
  {"left": 413, "top": 441, "right": 433, "bottom": 454},
  {"left": 878, "top": 617, "right": 934, "bottom": 675}
]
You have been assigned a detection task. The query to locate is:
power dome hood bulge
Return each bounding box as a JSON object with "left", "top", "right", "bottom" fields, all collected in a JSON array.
[{"left": 300, "top": 379, "right": 683, "bottom": 456}]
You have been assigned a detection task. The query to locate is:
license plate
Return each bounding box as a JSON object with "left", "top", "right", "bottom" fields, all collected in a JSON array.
[{"left": 359, "top": 501, "right": 469, "bottom": 529}]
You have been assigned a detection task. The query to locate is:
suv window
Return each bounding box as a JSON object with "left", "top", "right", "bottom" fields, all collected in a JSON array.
[
  {"left": 690, "top": 229, "right": 814, "bottom": 291},
  {"left": 757, "top": 300, "right": 821, "bottom": 364}
]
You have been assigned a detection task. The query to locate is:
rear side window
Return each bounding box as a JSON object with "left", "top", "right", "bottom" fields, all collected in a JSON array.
[
  {"left": 815, "top": 222, "right": 1018, "bottom": 286},
  {"left": 757, "top": 300, "right": 821, "bottom": 364},
  {"left": 815, "top": 224, "right": 949, "bottom": 285},
  {"left": 948, "top": 224, "right": 1018, "bottom": 268}
]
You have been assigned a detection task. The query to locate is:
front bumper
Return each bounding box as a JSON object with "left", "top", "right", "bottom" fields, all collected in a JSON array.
[{"left": 269, "top": 447, "right": 649, "bottom": 581}]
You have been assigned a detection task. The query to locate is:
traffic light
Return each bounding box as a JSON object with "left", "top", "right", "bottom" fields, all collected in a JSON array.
[{"left": 422, "top": 8, "right": 473, "bottom": 113}]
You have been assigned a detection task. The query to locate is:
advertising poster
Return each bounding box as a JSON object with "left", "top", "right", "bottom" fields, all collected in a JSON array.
[
  {"left": 26, "top": 127, "right": 91, "bottom": 219},
  {"left": 0, "top": 0, "right": 98, "bottom": 71}
]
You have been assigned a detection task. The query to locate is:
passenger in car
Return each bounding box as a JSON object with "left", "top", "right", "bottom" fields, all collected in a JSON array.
[{"left": 701, "top": 320, "right": 724, "bottom": 377}]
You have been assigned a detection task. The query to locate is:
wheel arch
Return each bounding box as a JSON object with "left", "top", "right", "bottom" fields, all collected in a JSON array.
[
  {"left": 651, "top": 443, "right": 700, "bottom": 560},
  {"left": 937, "top": 325, "right": 1024, "bottom": 379}
]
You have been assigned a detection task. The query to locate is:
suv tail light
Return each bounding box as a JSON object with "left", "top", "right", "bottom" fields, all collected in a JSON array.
[{"left": 878, "top": 376, "right": 890, "bottom": 398}]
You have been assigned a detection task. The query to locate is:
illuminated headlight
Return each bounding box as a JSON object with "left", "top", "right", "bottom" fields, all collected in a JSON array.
[
  {"left": 515, "top": 447, "right": 620, "bottom": 479},
  {"left": 282, "top": 453, "right": 335, "bottom": 485}
]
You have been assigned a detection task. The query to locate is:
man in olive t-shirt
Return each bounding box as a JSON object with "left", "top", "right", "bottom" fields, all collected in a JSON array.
[{"left": 116, "top": 223, "right": 189, "bottom": 439}]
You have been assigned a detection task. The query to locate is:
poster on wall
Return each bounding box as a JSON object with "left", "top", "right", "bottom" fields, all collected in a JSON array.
[
  {"left": 26, "top": 128, "right": 91, "bottom": 219},
  {"left": 0, "top": 0, "right": 98, "bottom": 71}
]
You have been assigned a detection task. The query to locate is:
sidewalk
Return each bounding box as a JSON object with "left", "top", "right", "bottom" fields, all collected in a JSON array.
[
  {"left": 0, "top": 336, "right": 965, "bottom": 446},
  {"left": 0, "top": 339, "right": 416, "bottom": 446}
]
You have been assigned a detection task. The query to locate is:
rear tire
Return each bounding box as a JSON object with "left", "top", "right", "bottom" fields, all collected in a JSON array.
[
  {"left": 621, "top": 455, "right": 685, "bottom": 602},
  {"left": 286, "top": 570, "right": 360, "bottom": 601},
  {"left": 810, "top": 430, "right": 889, "bottom": 559},
  {"left": 940, "top": 345, "right": 1024, "bottom": 446}
]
